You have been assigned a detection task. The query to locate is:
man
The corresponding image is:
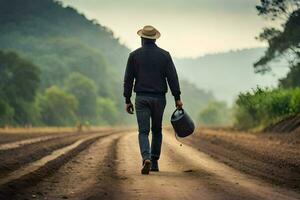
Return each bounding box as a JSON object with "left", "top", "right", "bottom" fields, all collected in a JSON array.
[{"left": 123, "top": 25, "right": 183, "bottom": 175}]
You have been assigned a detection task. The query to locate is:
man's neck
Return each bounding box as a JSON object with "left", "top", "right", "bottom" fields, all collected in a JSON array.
[{"left": 141, "top": 38, "right": 157, "bottom": 47}]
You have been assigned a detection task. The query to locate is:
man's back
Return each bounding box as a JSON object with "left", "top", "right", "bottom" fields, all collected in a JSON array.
[{"left": 123, "top": 39, "right": 181, "bottom": 103}]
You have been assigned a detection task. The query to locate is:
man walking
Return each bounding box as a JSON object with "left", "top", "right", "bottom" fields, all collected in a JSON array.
[{"left": 123, "top": 25, "right": 183, "bottom": 175}]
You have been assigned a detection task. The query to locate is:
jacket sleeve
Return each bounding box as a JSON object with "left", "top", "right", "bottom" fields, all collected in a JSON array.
[
  {"left": 123, "top": 53, "right": 135, "bottom": 103},
  {"left": 166, "top": 53, "right": 181, "bottom": 101}
]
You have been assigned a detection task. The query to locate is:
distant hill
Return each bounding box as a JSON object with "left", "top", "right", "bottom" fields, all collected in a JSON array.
[
  {"left": 0, "top": 0, "right": 215, "bottom": 125},
  {"left": 174, "top": 48, "right": 289, "bottom": 103},
  {"left": 0, "top": 0, "right": 134, "bottom": 125},
  {"left": 0, "top": 0, "right": 130, "bottom": 98},
  {"left": 0, "top": 0, "right": 130, "bottom": 73}
]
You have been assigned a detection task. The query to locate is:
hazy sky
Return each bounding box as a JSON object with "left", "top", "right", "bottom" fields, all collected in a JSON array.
[{"left": 62, "top": 0, "right": 271, "bottom": 58}]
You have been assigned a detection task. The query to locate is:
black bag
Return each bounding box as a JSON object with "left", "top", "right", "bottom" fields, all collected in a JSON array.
[{"left": 171, "top": 108, "right": 195, "bottom": 138}]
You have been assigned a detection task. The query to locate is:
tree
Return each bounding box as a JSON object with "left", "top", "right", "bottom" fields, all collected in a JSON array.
[
  {"left": 39, "top": 86, "right": 78, "bottom": 126},
  {"left": 97, "top": 97, "right": 119, "bottom": 125},
  {"left": 65, "top": 72, "right": 98, "bottom": 122},
  {"left": 279, "top": 62, "right": 300, "bottom": 87},
  {"left": 254, "top": 0, "right": 300, "bottom": 83},
  {"left": 198, "top": 101, "right": 232, "bottom": 127},
  {"left": 0, "top": 99, "right": 14, "bottom": 126},
  {"left": 0, "top": 50, "right": 40, "bottom": 125}
]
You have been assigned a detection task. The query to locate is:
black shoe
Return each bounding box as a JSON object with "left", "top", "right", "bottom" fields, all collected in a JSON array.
[
  {"left": 141, "top": 159, "right": 151, "bottom": 175},
  {"left": 150, "top": 160, "right": 159, "bottom": 172}
]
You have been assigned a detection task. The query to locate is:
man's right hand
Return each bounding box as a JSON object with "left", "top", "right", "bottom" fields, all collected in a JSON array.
[
  {"left": 175, "top": 100, "right": 183, "bottom": 109},
  {"left": 125, "top": 102, "right": 134, "bottom": 114}
]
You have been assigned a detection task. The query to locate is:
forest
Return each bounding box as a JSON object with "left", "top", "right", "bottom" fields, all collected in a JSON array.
[{"left": 0, "top": 0, "right": 214, "bottom": 127}]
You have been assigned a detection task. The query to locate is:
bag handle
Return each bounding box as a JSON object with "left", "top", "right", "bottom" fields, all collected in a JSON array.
[{"left": 171, "top": 108, "right": 184, "bottom": 118}]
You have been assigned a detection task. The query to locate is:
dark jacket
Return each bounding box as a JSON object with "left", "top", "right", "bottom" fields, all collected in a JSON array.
[{"left": 123, "top": 40, "right": 181, "bottom": 103}]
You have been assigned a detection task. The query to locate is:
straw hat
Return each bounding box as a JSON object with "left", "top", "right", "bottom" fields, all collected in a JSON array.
[{"left": 137, "top": 25, "right": 161, "bottom": 39}]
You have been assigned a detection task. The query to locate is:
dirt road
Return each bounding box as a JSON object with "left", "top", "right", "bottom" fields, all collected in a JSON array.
[{"left": 0, "top": 128, "right": 299, "bottom": 200}]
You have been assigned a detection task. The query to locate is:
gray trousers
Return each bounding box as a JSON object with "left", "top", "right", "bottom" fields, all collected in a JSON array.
[{"left": 135, "top": 95, "right": 166, "bottom": 161}]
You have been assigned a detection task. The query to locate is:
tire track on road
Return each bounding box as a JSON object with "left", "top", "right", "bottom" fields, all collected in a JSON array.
[
  {"left": 114, "top": 132, "right": 226, "bottom": 200},
  {"left": 114, "top": 131, "right": 300, "bottom": 200},
  {"left": 84, "top": 133, "right": 125, "bottom": 200},
  {"left": 11, "top": 131, "right": 126, "bottom": 200},
  {"left": 163, "top": 141, "right": 261, "bottom": 200},
  {"left": 0, "top": 133, "right": 86, "bottom": 178},
  {"left": 0, "top": 132, "right": 71, "bottom": 145},
  {"left": 0, "top": 130, "right": 124, "bottom": 199},
  {"left": 163, "top": 131, "right": 300, "bottom": 200},
  {"left": 0, "top": 133, "right": 74, "bottom": 151}
]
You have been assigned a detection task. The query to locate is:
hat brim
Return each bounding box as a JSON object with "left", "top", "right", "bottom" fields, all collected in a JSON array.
[{"left": 137, "top": 29, "right": 161, "bottom": 39}]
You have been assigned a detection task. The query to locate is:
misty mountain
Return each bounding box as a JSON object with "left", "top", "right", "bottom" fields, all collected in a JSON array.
[
  {"left": 174, "top": 48, "right": 289, "bottom": 103},
  {"left": 0, "top": 0, "right": 131, "bottom": 124},
  {"left": 0, "top": 0, "right": 130, "bottom": 73},
  {"left": 0, "top": 0, "right": 130, "bottom": 96},
  {"left": 0, "top": 0, "right": 215, "bottom": 125}
]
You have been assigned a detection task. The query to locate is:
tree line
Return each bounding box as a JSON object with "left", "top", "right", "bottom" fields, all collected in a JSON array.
[
  {"left": 0, "top": 51, "right": 118, "bottom": 127},
  {"left": 0, "top": 0, "right": 215, "bottom": 127},
  {"left": 234, "top": 0, "right": 300, "bottom": 129}
]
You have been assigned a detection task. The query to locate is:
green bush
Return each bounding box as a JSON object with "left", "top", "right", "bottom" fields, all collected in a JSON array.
[
  {"left": 234, "top": 87, "right": 300, "bottom": 129},
  {"left": 0, "top": 99, "right": 14, "bottom": 126},
  {"left": 290, "top": 88, "right": 300, "bottom": 113},
  {"left": 65, "top": 72, "right": 98, "bottom": 122},
  {"left": 97, "top": 97, "right": 119, "bottom": 125},
  {"left": 198, "top": 101, "right": 232, "bottom": 127},
  {"left": 39, "top": 86, "right": 78, "bottom": 126}
]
